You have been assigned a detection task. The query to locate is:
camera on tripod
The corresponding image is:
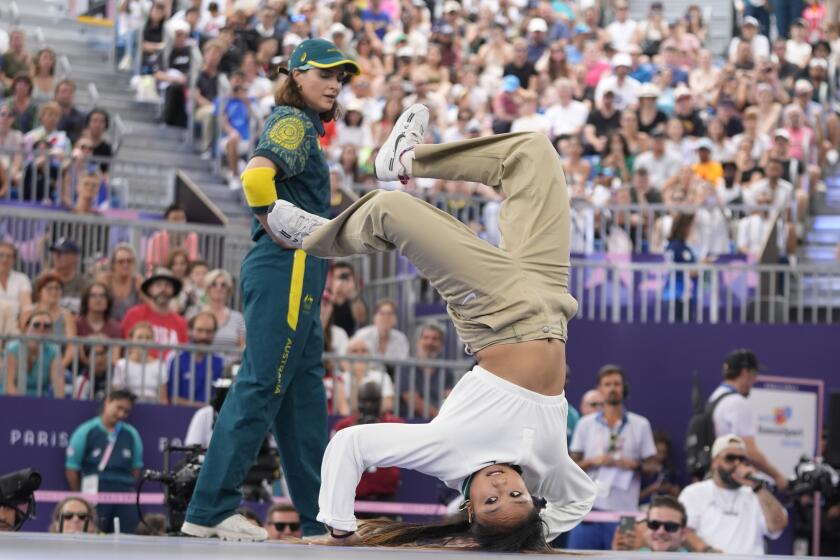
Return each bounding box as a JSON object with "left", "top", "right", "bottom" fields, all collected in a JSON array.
[
  {"left": 789, "top": 456, "right": 840, "bottom": 498},
  {"left": 0, "top": 468, "right": 42, "bottom": 531}
]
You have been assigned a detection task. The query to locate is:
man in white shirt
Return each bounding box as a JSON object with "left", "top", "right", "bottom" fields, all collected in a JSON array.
[
  {"left": 594, "top": 53, "right": 640, "bottom": 111},
  {"left": 633, "top": 130, "right": 682, "bottom": 191},
  {"left": 707, "top": 350, "right": 789, "bottom": 490},
  {"left": 679, "top": 434, "right": 788, "bottom": 554},
  {"left": 545, "top": 78, "right": 589, "bottom": 138},
  {"left": 569, "top": 365, "right": 658, "bottom": 550},
  {"left": 748, "top": 158, "right": 794, "bottom": 213},
  {"left": 511, "top": 90, "right": 550, "bottom": 135},
  {"left": 350, "top": 299, "right": 410, "bottom": 367},
  {"left": 605, "top": 1, "right": 637, "bottom": 53},
  {"left": 728, "top": 17, "right": 770, "bottom": 63}
]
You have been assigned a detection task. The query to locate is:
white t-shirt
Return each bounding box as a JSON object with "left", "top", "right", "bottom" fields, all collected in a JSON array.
[
  {"left": 679, "top": 479, "right": 782, "bottom": 554},
  {"left": 594, "top": 75, "right": 641, "bottom": 111},
  {"left": 634, "top": 150, "right": 682, "bottom": 190},
  {"left": 318, "top": 365, "right": 597, "bottom": 539},
  {"left": 113, "top": 358, "right": 168, "bottom": 402},
  {"left": 351, "top": 325, "right": 410, "bottom": 363},
  {"left": 606, "top": 19, "right": 638, "bottom": 53},
  {"left": 0, "top": 271, "right": 31, "bottom": 316},
  {"left": 339, "top": 368, "right": 395, "bottom": 400},
  {"left": 546, "top": 100, "right": 589, "bottom": 138},
  {"left": 569, "top": 410, "right": 657, "bottom": 512},
  {"left": 785, "top": 40, "right": 812, "bottom": 68},
  {"left": 185, "top": 405, "right": 215, "bottom": 449},
  {"left": 511, "top": 113, "right": 551, "bottom": 136},
  {"left": 709, "top": 385, "right": 755, "bottom": 438}
]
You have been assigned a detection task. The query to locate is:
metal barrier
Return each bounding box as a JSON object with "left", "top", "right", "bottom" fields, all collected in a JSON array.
[{"left": 0, "top": 333, "right": 473, "bottom": 419}]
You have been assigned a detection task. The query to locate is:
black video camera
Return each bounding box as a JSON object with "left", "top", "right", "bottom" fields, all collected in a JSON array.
[
  {"left": 0, "top": 468, "right": 42, "bottom": 531},
  {"left": 789, "top": 457, "right": 839, "bottom": 498}
]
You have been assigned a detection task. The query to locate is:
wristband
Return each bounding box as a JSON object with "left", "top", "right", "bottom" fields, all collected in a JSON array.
[
  {"left": 752, "top": 480, "right": 767, "bottom": 493},
  {"left": 329, "top": 527, "right": 356, "bottom": 539}
]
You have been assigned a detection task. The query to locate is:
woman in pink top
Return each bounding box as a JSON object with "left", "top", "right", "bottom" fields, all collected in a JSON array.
[
  {"left": 144, "top": 203, "right": 198, "bottom": 274},
  {"left": 782, "top": 104, "right": 814, "bottom": 163}
]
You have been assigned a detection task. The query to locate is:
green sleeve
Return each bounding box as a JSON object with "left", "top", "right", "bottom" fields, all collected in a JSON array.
[
  {"left": 65, "top": 422, "right": 90, "bottom": 471},
  {"left": 127, "top": 425, "right": 144, "bottom": 469},
  {"left": 252, "top": 110, "right": 310, "bottom": 179}
]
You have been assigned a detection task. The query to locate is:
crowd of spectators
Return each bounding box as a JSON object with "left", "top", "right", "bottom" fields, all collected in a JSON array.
[{"left": 110, "top": 0, "right": 840, "bottom": 264}]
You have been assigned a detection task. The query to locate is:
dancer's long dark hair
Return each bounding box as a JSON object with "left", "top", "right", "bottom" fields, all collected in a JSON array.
[{"left": 357, "top": 505, "right": 551, "bottom": 552}]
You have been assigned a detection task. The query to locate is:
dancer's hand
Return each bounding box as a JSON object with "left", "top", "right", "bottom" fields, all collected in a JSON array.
[
  {"left": 256, "top": 213, "right": 297, "bottom": 249},
  {"left": 307, "top": 531, "right": 361, "bottom": 546}
]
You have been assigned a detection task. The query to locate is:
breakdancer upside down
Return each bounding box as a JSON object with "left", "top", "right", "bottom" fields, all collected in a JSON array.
[{"left": 268, "top": 104, "right": 597, "bottom": 552}]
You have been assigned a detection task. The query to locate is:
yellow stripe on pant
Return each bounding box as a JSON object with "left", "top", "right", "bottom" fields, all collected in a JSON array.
[{"left": 287, "top": 249, "right": 307, "bottom": 330}]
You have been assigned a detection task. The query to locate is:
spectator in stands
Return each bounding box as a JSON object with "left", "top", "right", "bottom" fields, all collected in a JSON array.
[
  {"left": 197, "top": 269, "right": 244, "bottom": 365},
  {"left": 67, "top": 168, "right": 104, "bottom": 217},
  {"left": 30, "top": 47, "right": 56, "bottom": 102},
  {"left": 0, "top": 241, "right": 31, "bottom": 336},
  {"left": 352, "top": 299, "right": 409, "bottom": 368},
  {"left": 156, "top": 20, "right": 197, "bottom": 128},
  {"left": 729, "top": 17, "right": 770, "bottom": 63},
  {"left": 168, "top": 311, "right": 224, "bottom": 406},
  {"left": 679, "top": 434, "right": 788, "bottom": 554},
  {"left": 579, "top": 389, "right": 604, "bottom": 416},
  {"left": 584, "top": 88, "right": 621, "bottom": 154},
  {"left": 26, "top": 270, "right": 77, "bottom": 370},
  {"left": 194, "top": 40, "right": 223, "bottom": 156},
  {"left": 48, "top": 497, "right": 97, "bottom": 534},
  {"left": 76, "top": 280, "right": 120, "bottom": 365},
  {"left": 140, "top": 2, "right": 167, "bottom": 75},
  {"left": 330, "top": 262, "right": 367, "bottom": 336},
  {"left": 613, "top": 495, "right": 689, "bottom": 552},
  {"left": 510, "top": 90, "right": 549, "bottom": 135},
  {"left": 321, "top": 289, "right": 349, "bottom": 357},
  {"left": 265, "top": 504, "right": 301, "bottom": 539},
  {"left": 569, "top": 364, "right": 658, "bottom": 550},
  {"left": 635, "top": 129, "right": 680, "bottom": 190},
  {"left": 691, "top": 139, "right": 723, "bottom": 185},
  {"left": 398, "top": 322, "right": 453, "bottom": 418},
  {"left": 219, "top": 70, "right": 252, "bottom": 188},
  {"left": 85, "top": 109, "right": 113, "bottom": 173},
  {"left": 546, "top": 78, "right": 589, "bottom": 139},
  {"left": 339, "top": 337, "right": 395, "bottom": 413},
  {"left": 595, "top": 54, "right": 640, "bottom": 112},
  {"left": 333, "top": 381, "right": 403, "bottom": 502},
  {"left": 491, "top": 74, "right": 522, "bottom": 134},
  {"left": 751, "top": 157, "right": 794, "bottom": 215},
  {"left": 55, "top": 79, "right": 85, "bottom": 144},
  {"left": 639, "top": 431, "right": 681, "bottom": 504},
  {"left": 1, "top": 29, "right": 31, "bottom": 88},
  {"left": 673, "top": 86, "right": 706, "bottom": 138},
  {"left": 145, "top": 203, "right": 199, "bottom": 271},
  {"left": 46, "top": 237, "right": 85, "bottom": 311},
  {"left": 73, "top": 339, "right": 112, "bottom": 401},
  {"left": 708, "top": 350, "right": 789, "bottom": 490},
  {"left": 4, "top": 307, "right": 64, "bottom": 397},
  {"left": 6, "top": 75, "right": 38, "bottom": 133},
  {"left": 663, "top": 213, "right": 697, "bottom": 319},
  {"left": 0, "top": 103, "right": 23, "bottom": 193},
  {"left": 179, "top": 259, "right": 208, "bottom": 319},
  {"left": 104, "top": 244, "right": 143, "bottom": 323},
  {"left": 114, "top": 321, "right": 168, "bottom": 403},
  {"left": 66, "top": 388, "right": 143, "bottom": 533},
  {"left": 121, "top": 267, "right": 188, "bottom": 355}
]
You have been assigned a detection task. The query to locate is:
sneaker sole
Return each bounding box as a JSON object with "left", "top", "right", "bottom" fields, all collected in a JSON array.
[
  {"left": 375, "top": 104, "right": 429, "bottom": 181},
  {"left": 181, "top": 524, "right": 267, "bottom": 542}
]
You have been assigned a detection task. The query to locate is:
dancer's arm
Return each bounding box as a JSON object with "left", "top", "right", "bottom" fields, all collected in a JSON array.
[
  {"left": 539, "top": 452, "right": 598, "bottom": 541},
  {"left": 318, "top": 422, "right": 449, "bottom": 534}
]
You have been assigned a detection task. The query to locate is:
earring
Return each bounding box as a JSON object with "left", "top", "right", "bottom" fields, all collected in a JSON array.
[{"left": 459, "top": 500, "right": 473, "bottom": 524}]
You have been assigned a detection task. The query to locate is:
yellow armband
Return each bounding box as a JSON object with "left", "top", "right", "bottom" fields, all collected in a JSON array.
[{"left": 241, "top": 167, "right": 278, "bottom": 211}]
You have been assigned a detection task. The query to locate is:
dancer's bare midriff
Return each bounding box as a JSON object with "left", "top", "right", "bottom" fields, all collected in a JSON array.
[{"left": 475, "top": 338, "right": 567, "bottom": 397}]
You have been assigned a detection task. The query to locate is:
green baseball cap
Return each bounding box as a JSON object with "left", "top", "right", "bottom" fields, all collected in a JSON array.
[{"left": 285, "top": 38, "right": 361, "bottom": 77}]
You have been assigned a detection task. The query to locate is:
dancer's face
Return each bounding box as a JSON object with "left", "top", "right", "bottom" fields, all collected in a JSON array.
[
  {"left": 468, "top": 464, "right": 533, "bottom": 527},
  {"left": 294, "top": 67, "right": 344, "bottom": 114}
]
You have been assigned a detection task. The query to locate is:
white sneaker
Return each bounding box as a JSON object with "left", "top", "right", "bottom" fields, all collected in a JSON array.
[
  {"left": 266, "top": 199, "right": 328, "bottom": 248},
  {"left": 181, "top": 514, "right": 268, "bottom": 542},
  {"left": 375, "top": 103, "right": 429, "bottom": 183}
]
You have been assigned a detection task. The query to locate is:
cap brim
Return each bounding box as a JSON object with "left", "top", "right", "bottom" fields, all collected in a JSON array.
[{"left": 307, "top": 58, "right": 362, "bottom": 76}]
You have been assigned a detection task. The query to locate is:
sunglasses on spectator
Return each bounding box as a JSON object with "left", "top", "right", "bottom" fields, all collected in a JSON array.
[
  {"left": 722, "top": 453, "right": 750, "bottom": 464},
  {"left": 61, "top": 512, "right": 90, "bottom": 521},
  {"left": 30, "top": 321, "right": 53, "bottom": 330},
  {"left": 586, "top": 401, "right": 604, "bottom": 408},
  {"left": 273, "top": 522, "right": 300, "bottom": 532},
  {"left": 646, "top": 520, "right": 682, "bottom": 533}
]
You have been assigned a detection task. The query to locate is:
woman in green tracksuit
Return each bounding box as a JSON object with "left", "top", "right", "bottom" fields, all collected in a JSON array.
[{"left": 182, "top": 39, "right": 360, "bottom": 541}]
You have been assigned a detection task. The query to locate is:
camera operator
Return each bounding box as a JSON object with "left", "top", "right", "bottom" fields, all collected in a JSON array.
[
  {"left": 679, "top": 434, "right": 788, "bottom": 554},
  {"left": 332, "top": 381, "right": 403, "bottom": 505},
  {"left": 0, "top": 468, "right": 42, "bottom": 532},
  {"left": 0, "top": 503, "right": 20, "bottom": 532},
  {"left": 792, "top": 430, "right": 840, "bottom": 555}
]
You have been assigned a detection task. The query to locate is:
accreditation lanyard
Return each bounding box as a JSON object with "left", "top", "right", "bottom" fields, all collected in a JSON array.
[
  {"left": 596, "top": 411, "right": 628, "bottom": 455},
  {"left": 97, "top": 423, "right": 122, "bottom": 473}
]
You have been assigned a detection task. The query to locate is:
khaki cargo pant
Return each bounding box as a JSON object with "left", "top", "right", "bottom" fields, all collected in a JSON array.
[{"left": 303, "top": 132, "right": 578, "bottom": 353}]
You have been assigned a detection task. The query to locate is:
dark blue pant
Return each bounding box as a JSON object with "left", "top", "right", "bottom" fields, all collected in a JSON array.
[
  {"left": 567, "top": 520, "right": 619, "bottom": 550},
  {"left": 771, "top": 0, "right": 804, "bottom": 38},
  {"left": 186, "top": 236, "right": 329, "bottom": 536}
]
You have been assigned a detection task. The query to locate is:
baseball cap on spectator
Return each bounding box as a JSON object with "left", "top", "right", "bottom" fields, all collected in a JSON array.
[
  {"left": 725, "top": 348, "right": 764, "bottom": 373},
  {"left": 574, "top": 23, "right": 592, "bottom": 35},
  {"left": 743, "top": 16, "right": 760, "bottom": 28},
  {"left": 502, "top": 74, "right": 521, "bottom": 93},
  {"left": 283, "top": 33, "right": 303, "bottom": 50},
  {"left": 711, "top": 434, "right": 747, "bottom": 459},
  {"left": 674, "top": 85, "right": 692, "bottom": 99},
  {"left": 141, "top": 267, "right": 183, "bottom": 297},
  {"left": 283, "top": 38, "right": 361, "bottom": 76},
  {"left": 651, "top": 127, "right": 667, "bottom": 139},
  {"left": 328, "top": 22, "right": 352, "bottom": 43},
  {"left": 809, "top": 58, "right": 829, "bottom": 70},
  {"left": 774, "top": 128, "right": 791, "bottom": 141},
  {"left": 794, "top": 79, "right": 814, "bottom": 93},
  {"left": 397, "top": 46, "right": 415, "bottom": 59},
  {"left": 638, "top": 83, "right": 661, "bottom": 98},
  {"left": 50, "top": 238, "right": 81, "bottom": 254},
  {"left": 612, "top": 53, "right": 632, "bottom": 68},
  {"left": 444, "top": 0, "right": 461, "bottom": 13},
  {"left": 466, "top": 119, "right": 481, "bottom": 133},
  {"left": 528, "top": 18, "right": 548, "bottom": 33},
  {"left": 791, "top": 18, "right": 806, "bottom": 28},
  {"left": 650, "top": 1, "right": 664, "bottom": 11},
  {"left": 695, "top": 138, "right": 713, "bottom": 151},
  {"left": 170, "top": 19, "right": 191, "bottom": 35}
]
